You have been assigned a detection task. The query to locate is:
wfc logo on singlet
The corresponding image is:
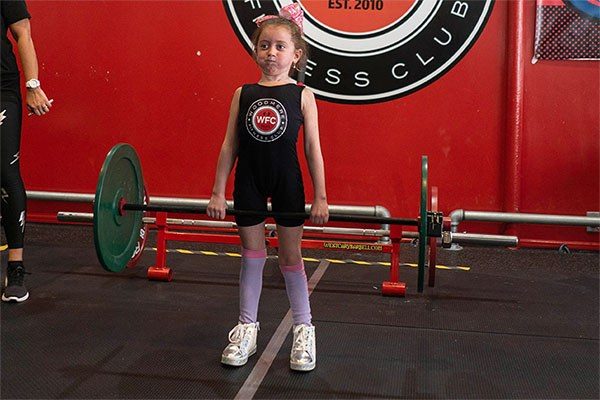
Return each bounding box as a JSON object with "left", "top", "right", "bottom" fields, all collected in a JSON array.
[
  {"left": 224, "top": 0, "right": 494, "bottom": 104},
  {"left": 246, "top": 98, "right": 288, "bottom": 142}
]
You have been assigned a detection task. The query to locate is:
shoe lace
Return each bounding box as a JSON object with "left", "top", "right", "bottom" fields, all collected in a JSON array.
[
  {"left": 228, "top": 324, "right": 245, "bottom": 344},
  {"left": 293, "top": 326, "right": 312, "bottom": 353},
  {"left": 7, "top": 266, "right": 29, "bottom": 286},
  {"left": 228, "top": 323, "right": 256, "bottom": 352}
]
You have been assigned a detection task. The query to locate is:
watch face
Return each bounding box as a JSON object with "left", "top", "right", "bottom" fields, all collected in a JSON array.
[{"left": 26, "top": 79, "right": 40, "bottom": 89}]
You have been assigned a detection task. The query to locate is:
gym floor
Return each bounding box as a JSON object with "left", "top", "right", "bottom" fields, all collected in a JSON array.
[{"left": 1, "top": 223, "right": 599, "bottom": 399}]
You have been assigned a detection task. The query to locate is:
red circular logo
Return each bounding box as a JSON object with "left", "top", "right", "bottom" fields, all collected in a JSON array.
[
  {"left": 253, "top": 107, "right": 280, "bottom": 134},
  {"left": 246, "top": 99, "right": 287, "bottom": 142}
]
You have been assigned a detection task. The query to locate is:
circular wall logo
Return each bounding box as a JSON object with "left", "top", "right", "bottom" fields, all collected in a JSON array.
[
  {"left": 224, "top": 0, "right": 495, "bottom": 103},
  {"left": 246, "top": 98, "right": 288, "bottom": 142}
]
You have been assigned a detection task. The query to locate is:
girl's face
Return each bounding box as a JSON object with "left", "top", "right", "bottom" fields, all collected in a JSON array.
[{"left": 255, "top": 25, "right": 302, "bottom": 78}]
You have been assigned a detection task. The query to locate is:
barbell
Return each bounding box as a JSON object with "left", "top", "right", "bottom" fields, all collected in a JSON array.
[{"left": 92, "top": 143, "right": 442, "bottom": 290}]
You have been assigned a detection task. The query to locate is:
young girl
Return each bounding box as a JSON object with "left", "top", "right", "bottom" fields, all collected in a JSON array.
[{"left": 206, "top": 3, "right": 328, "bottom": 371}]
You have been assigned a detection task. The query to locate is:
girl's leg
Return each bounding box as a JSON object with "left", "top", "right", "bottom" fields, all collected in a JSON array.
[
  {"left": 277, "top": 224, "right": 316, "bottom": 371},
  {"left": 276, "top": 225, "right": 311, "bottom": 326},
  {"left": 221, "top": 222, "right": 265, "bottom": 366},
  {"left": 238, "top": 222, "right": 267, "bottom": 323}
]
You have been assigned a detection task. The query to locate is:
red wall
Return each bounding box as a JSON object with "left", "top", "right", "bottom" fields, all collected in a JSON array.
[
  {"left": 518, "top": 1, "right": 599, "bottom": 247},
  {"left": 20, "top": 0, "right": 599, "bottom": 248}
]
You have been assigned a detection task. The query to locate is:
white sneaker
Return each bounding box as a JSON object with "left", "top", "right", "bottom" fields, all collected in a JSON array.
[
  {"left": 221, "top": 322, "right": 259, "bottom": 366},
  {"left": 290, "top": 324, "right": 316, "bottom": 371}
]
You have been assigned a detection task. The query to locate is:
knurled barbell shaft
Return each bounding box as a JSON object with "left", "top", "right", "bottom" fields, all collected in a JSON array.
[{"left": 122, "top": 203, "right": 419, "bottom": 226}]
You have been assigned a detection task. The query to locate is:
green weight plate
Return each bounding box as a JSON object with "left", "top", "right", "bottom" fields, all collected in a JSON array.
[
  {"left": 417, "top": 155, "right": 428, "bottom": 293},
  {"left": 94, "top": 143, "right": 144, "bottom": 272}
]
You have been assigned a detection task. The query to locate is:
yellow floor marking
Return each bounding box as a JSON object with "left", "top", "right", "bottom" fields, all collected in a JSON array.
[
  {"left": 146, "top": 248, "right": 469, "bottom": 271},
  {"left": 302, "top": 257, "right": 320, "bottom": 262},
  {"left": 401, "top": 262, "right": 471, "bottom": 271}
]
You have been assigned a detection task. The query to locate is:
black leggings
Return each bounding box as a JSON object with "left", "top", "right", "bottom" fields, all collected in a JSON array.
[{"left": 1, "top": 98, "right": 26, "bottom": 249}]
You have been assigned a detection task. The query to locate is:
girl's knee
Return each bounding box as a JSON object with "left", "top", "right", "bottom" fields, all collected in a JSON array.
[
  {"left": 279, "top": 261, "right": 304, "bottom": 273},
  {"left": 278, "top": 250, "right": 302, "bottom": 268},
  {"left": 242, "top": 247, "right": 267, "bottom": 258}
]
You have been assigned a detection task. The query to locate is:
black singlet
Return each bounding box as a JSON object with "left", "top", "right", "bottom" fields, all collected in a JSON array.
[{"left": 234, "top": 83, "right": 305, "bottom": 227}]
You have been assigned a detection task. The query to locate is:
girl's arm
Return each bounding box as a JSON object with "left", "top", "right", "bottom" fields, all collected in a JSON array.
[
  {"left": 302, "top": 88, "right": 329, "bottom": 225},
  {"left": 207, "top": 87, "right": 242, "bottom": 220}
]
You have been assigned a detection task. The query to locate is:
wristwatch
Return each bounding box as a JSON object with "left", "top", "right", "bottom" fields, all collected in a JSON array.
[{"left": 25, "top": 79, "right": 41, "bottom": 90}]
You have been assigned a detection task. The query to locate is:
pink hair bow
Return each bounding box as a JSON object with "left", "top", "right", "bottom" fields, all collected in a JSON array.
[{"left": 256, "top": 3, "right": 304, "bottom": 33}]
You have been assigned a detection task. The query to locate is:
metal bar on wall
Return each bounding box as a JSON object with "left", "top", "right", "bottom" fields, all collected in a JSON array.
[{"left": 505, "top": 0, "right": 526, "bottom": 229}]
